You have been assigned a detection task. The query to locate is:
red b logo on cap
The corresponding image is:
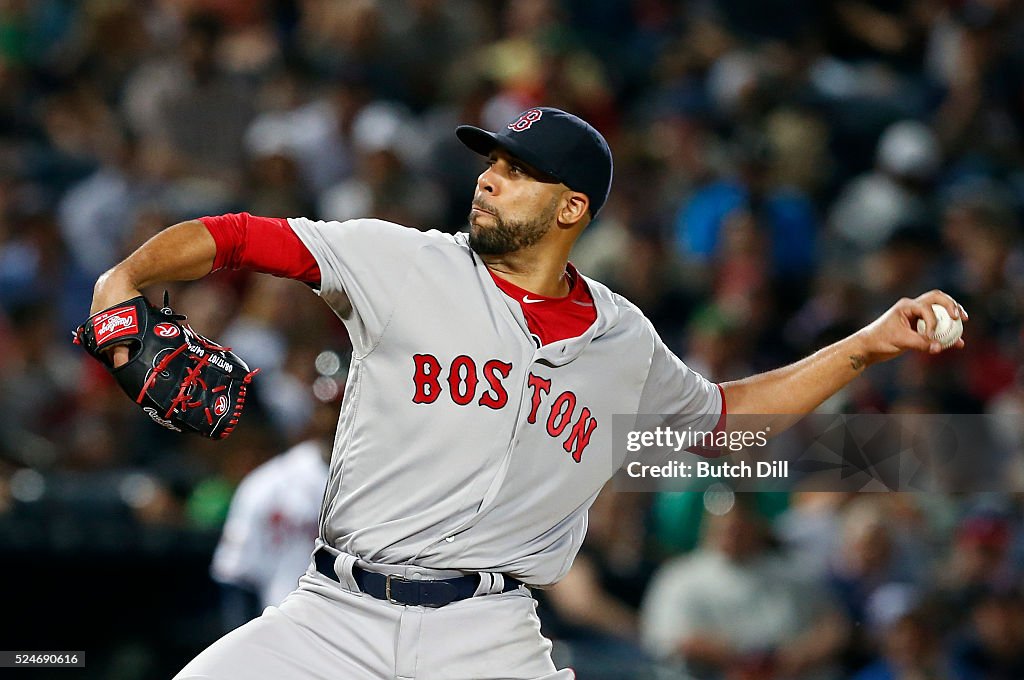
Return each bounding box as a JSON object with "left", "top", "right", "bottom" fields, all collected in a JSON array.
[{"left": 508, "top": 109, "right": 543, "bottom": 132}]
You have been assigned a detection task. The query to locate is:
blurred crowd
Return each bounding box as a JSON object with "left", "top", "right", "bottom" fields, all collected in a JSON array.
[
  {"left": 542, "top": 486, "right": 1024, "bottom": 680},
  {"left": 1, "top": 0, "right": 1024, "bottom": 678}
]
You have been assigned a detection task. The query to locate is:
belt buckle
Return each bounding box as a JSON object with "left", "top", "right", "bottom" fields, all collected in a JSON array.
[{"left": 385, "top": 573, "right": 411, "bottom": 605}]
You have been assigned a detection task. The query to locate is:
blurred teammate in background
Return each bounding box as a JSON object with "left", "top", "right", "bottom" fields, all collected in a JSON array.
[{"left": 211, "top": 390, "right": 338, "bottom": 630}]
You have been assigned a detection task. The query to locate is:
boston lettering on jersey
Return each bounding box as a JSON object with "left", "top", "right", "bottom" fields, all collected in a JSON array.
[{"left": 411, "top": 354, "right": 598, "bottom": 463}]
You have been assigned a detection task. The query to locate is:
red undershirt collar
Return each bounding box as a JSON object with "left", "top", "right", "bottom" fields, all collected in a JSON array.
[{"left": 487, "top": 264, "right": 596, "bottom": 345}]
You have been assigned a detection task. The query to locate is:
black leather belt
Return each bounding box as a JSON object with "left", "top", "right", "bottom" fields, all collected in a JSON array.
[{"left": 314, "top": 547, "right": 523, "bottom": 608}]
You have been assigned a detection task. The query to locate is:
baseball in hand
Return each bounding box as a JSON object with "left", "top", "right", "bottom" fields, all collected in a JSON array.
[{"left": 916, "top": 303, "right": 963, "bottom": 349}]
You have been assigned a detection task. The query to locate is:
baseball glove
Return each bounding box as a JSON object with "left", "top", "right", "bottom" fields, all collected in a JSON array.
[{"left": 75, "top": 293, "right": 259, "bottom": 439}]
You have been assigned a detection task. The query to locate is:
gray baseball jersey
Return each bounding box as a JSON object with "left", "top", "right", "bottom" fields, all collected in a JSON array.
[{"left": 287, "top": 217, "right": 722, "bottom": 587}]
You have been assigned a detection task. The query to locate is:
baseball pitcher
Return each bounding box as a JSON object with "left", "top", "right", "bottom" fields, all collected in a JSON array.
[{"left": 80, "top": 107, "right": 966, "bottom": 679}]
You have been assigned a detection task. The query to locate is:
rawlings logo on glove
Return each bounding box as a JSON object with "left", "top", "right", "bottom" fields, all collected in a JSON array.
[
  {"left": 75, "top": 293, "right": 260, "bottom": 440},
  {"left": 92, "top": 306, "right": 140, "bottom": 344}
]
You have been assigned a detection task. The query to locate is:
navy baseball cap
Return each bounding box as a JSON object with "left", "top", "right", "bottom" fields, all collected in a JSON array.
[{"left": 456, "top": 107, "right": 613, "bottom": 218}]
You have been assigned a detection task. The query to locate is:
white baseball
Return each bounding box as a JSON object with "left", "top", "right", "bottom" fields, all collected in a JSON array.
[{"left": 916, "top": 303, "right": 963, "bottom": 349}]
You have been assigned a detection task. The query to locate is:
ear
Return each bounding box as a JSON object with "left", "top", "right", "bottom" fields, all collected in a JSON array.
[{"left": 558, "top": 192, "right": 590, "bottom": 227}]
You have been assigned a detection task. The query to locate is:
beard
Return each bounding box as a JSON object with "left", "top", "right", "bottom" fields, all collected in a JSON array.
[{"left": 468, "top": 197, "right": 558, "bottom": 255}]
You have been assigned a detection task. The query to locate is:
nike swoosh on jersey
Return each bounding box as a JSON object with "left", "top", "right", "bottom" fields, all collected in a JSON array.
[{"left": 522, "top": 296, "right": 544, "bottom": 304}]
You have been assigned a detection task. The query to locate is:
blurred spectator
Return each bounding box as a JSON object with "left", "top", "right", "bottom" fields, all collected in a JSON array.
[
  {"left": 675, "top": 131, "right": 819, "bottom": 284},
  {"left": 185, "top": 421, "right": 282, "bottom": 530},
  {"left": 935, "top": 509, "right": 1019, "bottom": 618},
  {"left": 0, "top": 299, "right": 78, "bottom": 467},
  {"left": 939, "top": 184, "right": 1022, "bottom": 406},
  {"left": 930, "top": 0, "right": 1024, "bottom": 159},
  {"left": 775, "top": 491, "right": 850, "bottom": 580},
  {"left": 860, "top": 223, "right": 943, "bottom": 302},
  {"left": 988, "top": 368, "right": 1024, "bottom": 485},
  {"left": 476, "top": 0, "right": 616, "bottom": 129},
  {"left": 682, "top": 303, "right": 752, "bottom": 382},
  {"left": 57, "top": 132, "right": 172, "bottom": 280},
  {"left": 387, "top": 0, "right": 486, "bottom": 113},
  {"left": 828, "top": 498, "right": 926, "bottom": 624},
  {"left": 640, "top": 497, "right": 847, "bottom": 680},
  {"left": 822, "top": 1, "right": 930, "bottom": 73},
  {"left": 942, "top": 185, "right": 1020, "bottom": 299},
  {"left": 649, "top": 489, "right": 790, "bottom": 558},
  {"left": 122, "top": 12, "right": 256, "bottom": 184},
  {"left": 950, "top": 588, "right": 1024, "bottom": 680},
  {"left": 293, "top": 0, "right": 409, "bottom": 103},
  {"left": 211, "top": 397, "right": 335, "bottom": 631},
  {"left": 673, "top": 129, "right": 819, "bottom": 333},
  {"left": 829, "top": 120, "right": 941, "bottom": 253},
  {"left": 242, "top": 66, "right": 370, "bottom": 197},
  {"left": 579, "top": 224, "right": 697, "bottom": 342},
  {"left": 827, "top": 498, "right": 928, "bottom": 670},
  {"left": 0, "top": 204, "right": 69, "bottom": 313},
  {"left": 317, "top": 102, "right": 445, "bottom": 226},
  {"left": 853, "top": 601, "right": 959, "bottom": 680},
  {"left": 541, "top": 486, "right": 654, "bottom": 677},
  {"left": 242, "top": 143, "right": 314, "bottom": 219}
]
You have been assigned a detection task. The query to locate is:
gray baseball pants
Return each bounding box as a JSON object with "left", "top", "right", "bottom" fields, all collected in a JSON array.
[{"left": 174, "top": 553, "right": 573, "bottom": 680}]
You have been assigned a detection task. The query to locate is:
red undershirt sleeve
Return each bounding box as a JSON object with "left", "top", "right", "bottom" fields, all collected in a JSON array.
[{"left": 199, "top": 212, "right": 321, "bottom": 285}]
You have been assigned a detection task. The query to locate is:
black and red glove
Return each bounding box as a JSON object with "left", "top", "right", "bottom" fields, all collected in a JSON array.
[{"left": 75, "top": 293, "right": 259, "bottom": 439}]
